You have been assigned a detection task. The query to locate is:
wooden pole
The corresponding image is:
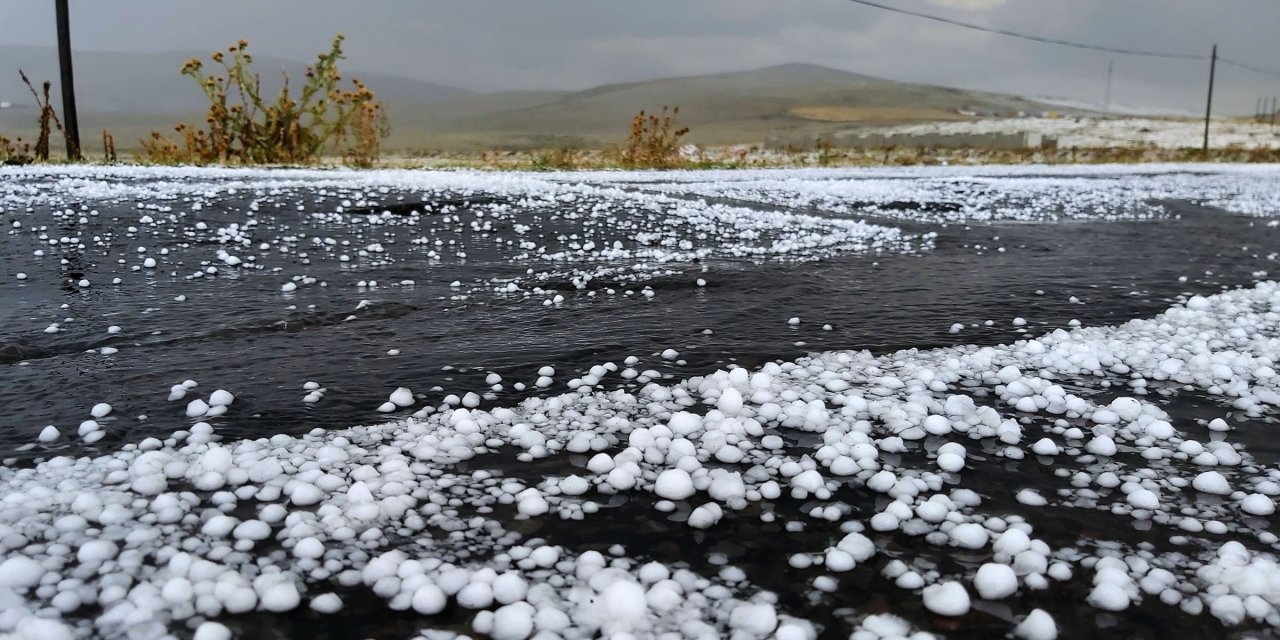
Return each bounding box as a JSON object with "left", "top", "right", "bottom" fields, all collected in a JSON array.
[
  {"left": 55, "top": 0, "right": 81, "bottom": 160},
  {"left": 1202, "top": 44, "right": 1216, "bottom": 154}
]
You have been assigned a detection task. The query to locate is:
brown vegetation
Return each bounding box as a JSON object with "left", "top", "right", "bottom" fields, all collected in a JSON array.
[
  {"left": 619, "top": 106, "right": 689, "bottom": 169},
  {"left": 18, "top": 70, "right": 67, "bottom": 162},
  {"left": 102, "top": 130, "right": 117, "bottom": 163},
  {"left": 139, "top": 35, "right": 388, "bottom": 166}
]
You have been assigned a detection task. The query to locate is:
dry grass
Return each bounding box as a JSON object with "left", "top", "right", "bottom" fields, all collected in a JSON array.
[
  {"left": 18, "top": 70, "right": 68, "bottom": 162},
  {"left": 139, "top": 35, "right": 388, "bottom": 166},
  {"left": 102, "top": 130, "right": 117, "bottom": 163},
  {"left": 374, "top": 142, "right": 1280, "bottom": 171},
  {"left": 619, "top": 106, "right": 690, "bottom": 169},
  {"left": 0, "top": 134, "right": 23, "bottom": 164}
]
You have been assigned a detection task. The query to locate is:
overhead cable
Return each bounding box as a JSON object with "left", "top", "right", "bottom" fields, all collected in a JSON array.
[{"left": 843, "top": 0, "right": 1207, "bottom": 60}]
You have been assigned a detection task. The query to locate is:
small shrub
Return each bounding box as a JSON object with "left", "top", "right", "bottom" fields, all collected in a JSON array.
[
  {"left": 620, "top": 106, "right": 689, "bottom": 169},
  {"left": 0, "top": 134, "right": 33, "bottom": 165},
  {"left": 530, "top": 146, "right": 583, "bottom": 171},
  {"left": 18, "top": 70, "right": 67, "bottom": 162},
  {"left": 816, "top": 139, "right": 836, "bottom": 166},
  {"left": 102, "top": 130, "right": 117, "bottom": 163},
  {"left": 141, "top": 35, "right": 388, "bottom": 165}
]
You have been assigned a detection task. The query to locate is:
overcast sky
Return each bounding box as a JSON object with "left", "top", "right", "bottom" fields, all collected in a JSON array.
[{"left": 1, "top": 0, "right": 1276, "bottom": 114}]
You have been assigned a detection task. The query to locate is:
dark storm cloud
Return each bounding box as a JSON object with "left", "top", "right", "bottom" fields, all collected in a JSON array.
[{"left": 1, "top": 0, "right": 1275, "bottom": 113}]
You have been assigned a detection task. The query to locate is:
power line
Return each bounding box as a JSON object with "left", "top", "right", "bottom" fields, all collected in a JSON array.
[
  {"left": 1220, "top": 58, "right": 1280, "bottom": 80},
  {"left": 843, "top": 0, "right": 1207, "bottom": 60}
]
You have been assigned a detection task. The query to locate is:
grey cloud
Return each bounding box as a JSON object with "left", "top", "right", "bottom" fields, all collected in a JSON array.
[{"left": 0, "top": 0, "right": 1274, "bottom": 113}]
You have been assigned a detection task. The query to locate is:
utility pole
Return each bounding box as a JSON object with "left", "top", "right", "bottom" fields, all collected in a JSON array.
[
  {"left": 1202, "top": 44, "right": 1216, "bottom": 155},
  {"left": 55, "top": 0, "right": 81, "bottom": 160},
  {"left": 1103, "top": 60, "right": 1113, "bottom": 115}
]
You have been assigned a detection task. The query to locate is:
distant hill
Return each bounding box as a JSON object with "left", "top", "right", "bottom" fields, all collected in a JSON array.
[
  {"left": 0, "top": 49, "right": 1081, "bottom": 153},
  {"left": 390, "top": 63, "right": 1078, "bottom": 151}
]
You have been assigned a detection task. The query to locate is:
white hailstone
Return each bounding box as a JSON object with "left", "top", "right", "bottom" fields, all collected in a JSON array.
[
  {"left": 0, "top": 556, "right": 45, "bottom": 589},
  {"left": 193, "top": 622, "right": 233, "bottom": 640},
  {"left": 201, "top": 515, "right": 237, "bottom": 538},
  {"left": 1208, "top": 418, "right": 1230, "bottom": 432},
  {"left": 825, "top": 549, "right": 856, "bottom": 572},
  {"left": 1031, "top": 438, "right": 1059, "bottom": 456},
  {"left": 185, "top": 399, "right": 210, "bottom": 417},
  {"left": 376, "top": 402, "right": 396, "bottom": 412},
  {"left": 310, "top": 593, "right": 343, "bottom": 613},
  {"left": 260, "top": 581, "right": 300, "bottom": 612},
  {"left": 687, "top": 503, "right": 723, "bottom": 529},
  {"left": 559, "top": 475, "right": 589, "bottom": 496},
  {"left": 599, "top": 579, "right": 648, "bottom": 626},
  {"left": 717, "top": 388, "right": 744, "bottom": 415},
  {"left": 1015, "top": 609, "right": 1058, "bottom": 640},
  {"left": 1241, "top": 493, "right": 1276, "bottom": 516},
  {"left": 290, "top": 483, "right": 324, "bottom": 506},
  {"left": 993, "top": 529, "right": 1032, "bottom": 556},
  {"left": 1192, "top": 471, "right": 1231, "bottom": 496},
  {"left": 491, "top": 602, "right": 536, "bottom": 640},
  {"left": 90, "top": 402, "right": 112, "bottom": 418},
  {"left": 1016, "top": 489, "right": 1048, "bottom": 507},
  {"left": 77, "top": 540, "right": 118, "bottom": 564},
  {"left": 922, "top": 581, "right": 971, "bottom": 616},
  {"left": 1127, "top": 488, "right": 1160, "bottom": 510},
  {"left": 208, "top": 389, "right": 235, "bottom": 406},
  {"left": 949, "top": 523, "right": 989, "bottom": 549},
  {"left": 530, "top": 546, "right": 559, "bottom": 567},
  {"left": 389, "top": 387, "right": 414, "bottom": 407},
  {"left": 654, "top": 468, "right": 695, "bottom": 500},
  {"left": 661, "top": 348, "right": 679, "bottom": 360},
  {"left": 162, "top": 577, "right": 195, "bottom": 604},
  {"left": 729, "top": 602, "right": 779, "bottom": 635},
  {"left": 788, "top": 317, "right": 801, "bottom": 325},
  {"left": 974, "top": 563, "right": 1018, "bottom": 599},
  {"left": 38, "top": 425, "right": 60, "bottom": 442},
  {"left": 1087, "top": 582, "right": 1130, "bottom": 611},
  {"left": 937, "top": 452, "right": 965, "bottom": 472},
  {"left": 516, "top": 489, "right": 549, "bottom": 516},
  {"left": 492, "top": 572, "right": 528, "bottom": 604},
  {"left": 281, "top": 282, "right": 297, "bottom": 292},
  {"left": 294, "top": 537, "right": 325, "bottom": 559},
  {"left": 233, "top": 519, "right": 271, "bottom": 541},
  {"left": 411, "top": 583, "right": 447, "bottom": 614},
  {"left": 457, "top": 581, "right": 495, "bottom": 609},
  {"left": 923, "top": 415, "right": 951, "bottom": 435},
  {"left": 1085, "top": 435, "right": 1117, "bottom": 457}
]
